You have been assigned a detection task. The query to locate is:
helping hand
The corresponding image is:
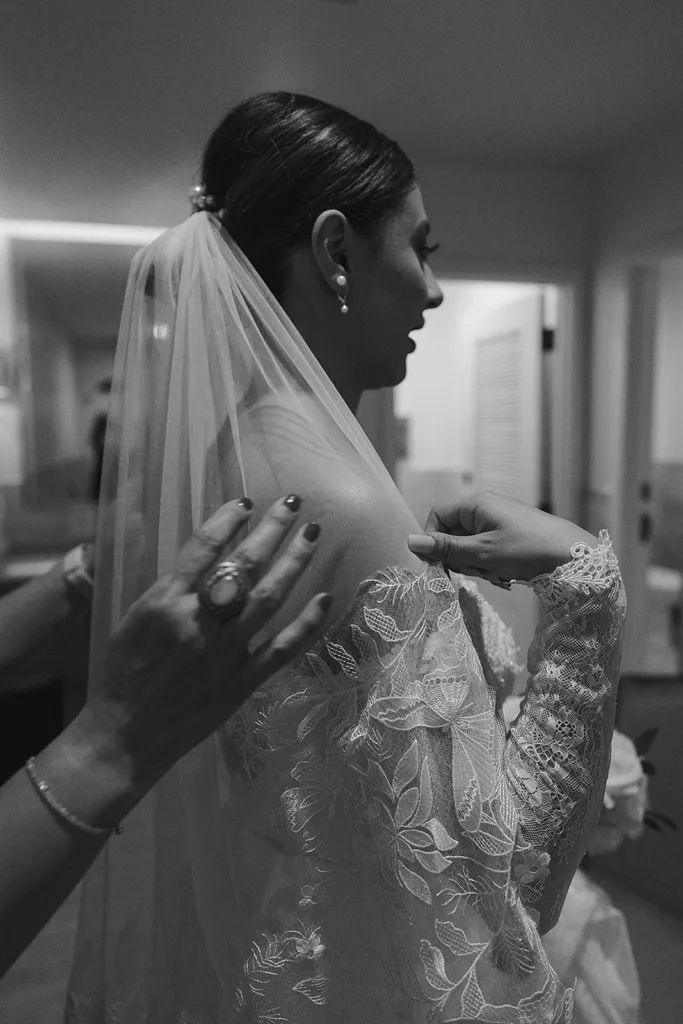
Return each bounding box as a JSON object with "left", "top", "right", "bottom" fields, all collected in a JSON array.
[
  {"left": 408, "top": 490, "right": 598, "bottom": 584},
  {"left": 77, "top": 496, "right": 331, "bottom": 798}
]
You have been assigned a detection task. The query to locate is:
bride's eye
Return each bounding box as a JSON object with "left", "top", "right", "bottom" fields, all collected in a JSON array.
[{"left": 419, "top": 242, "right": 440, "bottom": 261}]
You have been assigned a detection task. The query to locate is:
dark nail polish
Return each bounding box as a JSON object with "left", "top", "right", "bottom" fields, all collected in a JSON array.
[
  {"left": 318, "top": 593, "right": 333, "bottom": 611},
  {"left": 304, "top": 522, "right": 321, "bottom": 542},
  {"left": 284, "top": 494, "right": 301, "bottom": 512},
  {"left": 238, "top": 497, "right": 253, "bottom": 510}
]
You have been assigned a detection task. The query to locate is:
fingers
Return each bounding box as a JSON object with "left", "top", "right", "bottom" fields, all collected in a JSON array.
[
  {"left": 408, "top": 531, "right": 484, "bottom": 572},
  {"left": 407, "top": 531, "right": 511, "bottom": 587},
  {"left": 408, "top": 531, "right": 455, "bottom": 562},
  {"left": 424, "top": 498, "right": 476, "bottom": 535},
  {"left": 173, "top": 498, "right": 255, "bottom": 589},
  {"left": 227, "top": 494, "right": 303, "bottom": 583},
  {"left": 247, "top": 592, "right": 333, "bottom": 683},
  {"left": 238, "top": 521, "right": 323, "bottom": 635},
  {"left": 172, "top": 493, "right": 303, "bottom": 594},
  {"left": 423, "top": 506, "right": 455, "bottom": 534}
]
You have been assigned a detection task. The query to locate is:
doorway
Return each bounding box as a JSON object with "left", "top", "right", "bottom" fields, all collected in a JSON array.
[
  {"left": 616, "top": 261, "right": 683, "bottom": 677},
  {"left": 393, "top": 277, "right": 578, "bottom": 689},
  {"left": 0, "top": 221, "right": 162, "bottom": 558}
]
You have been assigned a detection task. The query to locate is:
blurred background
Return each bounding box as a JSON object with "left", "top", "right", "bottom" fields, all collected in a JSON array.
[{"left": 1, "top": 1, "right": 683, "bottom": 1020}]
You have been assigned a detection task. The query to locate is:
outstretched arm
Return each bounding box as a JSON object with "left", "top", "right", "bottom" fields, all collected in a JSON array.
[
  {"left": 504, "top": 534, "right": 625, "bottom": 932},
  {"left": 0, "top": 497, "right": 330, "bottom": 977},
  {"left": 408, "top": 491, "right": 626, "bottom": 933}
]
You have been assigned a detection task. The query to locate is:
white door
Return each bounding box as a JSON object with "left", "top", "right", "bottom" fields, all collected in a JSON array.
[{"left": 466, "top": 294, "right": 544, "bottom": 687}]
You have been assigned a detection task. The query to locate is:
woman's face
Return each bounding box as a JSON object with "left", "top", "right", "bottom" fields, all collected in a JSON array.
[{"left": 344, "top": 185, "right": 444, "bottom": 389}]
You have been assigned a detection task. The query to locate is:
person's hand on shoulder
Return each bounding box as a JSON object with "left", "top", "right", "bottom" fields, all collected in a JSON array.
[
  {"left": 76, "top": 495, "right": 331, "bottom": 804},
  {"left": 0, "top": 494, "right": 333, "bottom": 979}
]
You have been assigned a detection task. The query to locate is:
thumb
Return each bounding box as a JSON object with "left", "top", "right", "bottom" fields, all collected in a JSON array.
[{"left": 407, "top": 531, "right": 484, "bottom": 571}]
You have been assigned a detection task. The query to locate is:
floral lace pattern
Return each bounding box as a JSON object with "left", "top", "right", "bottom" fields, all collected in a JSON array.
[{"left": 66, "top": 534, "right": 625, "bottom": 1024}]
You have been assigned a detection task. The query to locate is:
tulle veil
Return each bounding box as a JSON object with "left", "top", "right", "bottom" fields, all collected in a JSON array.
[{"left": 66, "top": 210, "right": 424, "bottom": 1019}]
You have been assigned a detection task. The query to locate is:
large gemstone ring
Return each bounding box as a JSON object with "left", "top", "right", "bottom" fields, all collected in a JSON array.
[{"left": 198, "top": 558, "right": 251, "bottom": 620}]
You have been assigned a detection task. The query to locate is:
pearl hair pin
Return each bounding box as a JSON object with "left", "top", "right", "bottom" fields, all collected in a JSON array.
[{"left": 189, "top": 184, "right": 217, "bottom": 214}]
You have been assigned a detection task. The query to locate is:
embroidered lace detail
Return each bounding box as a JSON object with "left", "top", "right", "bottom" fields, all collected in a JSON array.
[
  {"left": 66, "top": 535, "right": 624, "bottom": 1024},
  {"left": 506, "top": 530, "right": 626, "bottom": 932},
  {"left": 527, "top": 529, "right": 620, "bottom": 602}
]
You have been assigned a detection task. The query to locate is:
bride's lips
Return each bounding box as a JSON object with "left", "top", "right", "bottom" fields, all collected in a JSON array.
[{"left": 407, "top": 323, "right": 423, "bottom": 351}]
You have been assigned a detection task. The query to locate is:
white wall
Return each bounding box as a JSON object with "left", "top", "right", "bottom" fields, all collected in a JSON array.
[
  {"left": 653, "top": 265, "right": 683, "bottom": 464},
  {"left": 586, "top": 266, "right": 630, "bottom": 542},
  {"left": 395, "top": 281, "right": 545, "bottom": 477}
]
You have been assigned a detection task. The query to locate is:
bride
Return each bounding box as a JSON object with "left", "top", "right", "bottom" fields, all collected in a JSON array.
[{"left": 66, "top": 92, "right": 626, "bottom": 1023}]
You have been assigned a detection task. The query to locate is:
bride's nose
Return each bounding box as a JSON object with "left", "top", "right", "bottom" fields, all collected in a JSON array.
[{"left": 424, "top": 265, "right": 443, "bottom": 310}]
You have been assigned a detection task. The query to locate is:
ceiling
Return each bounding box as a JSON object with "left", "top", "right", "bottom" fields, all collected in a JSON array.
[
  {"left": 4, "top": 0, "right": 683, "bottom": 226},
  {"left": 6, "top": 0, "right": 683, "bottom": 339}
]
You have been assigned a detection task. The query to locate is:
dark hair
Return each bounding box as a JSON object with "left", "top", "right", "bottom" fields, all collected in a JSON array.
[{"left": 201, "top": 92, "right": 415, "bottom": 298}]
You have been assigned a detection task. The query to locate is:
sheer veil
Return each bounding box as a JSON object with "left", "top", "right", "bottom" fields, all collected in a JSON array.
[
  {"left": 59, "top": 136, "right": 640, "bottom": 1024},
  {"left": 65, "top": 205, "right": 596, "bottom": 1024},
  {"left": 67, "top": 211, "right": 425, "bottom": 1019}
]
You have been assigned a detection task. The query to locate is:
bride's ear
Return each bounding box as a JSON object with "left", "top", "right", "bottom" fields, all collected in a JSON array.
[{"left": 311, "top": 210, "right": 349, "bottom": 291}]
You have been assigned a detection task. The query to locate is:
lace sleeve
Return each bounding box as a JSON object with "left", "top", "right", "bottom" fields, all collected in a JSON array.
[
  {"left": 457, "top": 577, "right": 523, "bottom": 706},
  {"left": 504, "top": 531, "right": 626, "bottom": 934}
]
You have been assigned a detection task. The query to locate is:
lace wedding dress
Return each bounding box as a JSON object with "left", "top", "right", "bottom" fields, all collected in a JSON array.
[{"left": 65, "top": 213, "right": 626, "bottom": 1024}]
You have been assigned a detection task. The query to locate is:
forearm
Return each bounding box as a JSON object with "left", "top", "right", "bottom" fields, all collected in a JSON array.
[
  {"left": 504, "top": 532, "right": 626, "bottom": 932},
  {"left": 0, "top": 562, "right": 90, "bottom": 691},
  {"left": 0, "top": 713, "right": 141, "bottom": 977}
]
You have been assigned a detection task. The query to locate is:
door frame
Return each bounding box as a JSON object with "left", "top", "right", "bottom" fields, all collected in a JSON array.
[
  {"left": 617, "top": 266, "right": 659, "bottom": 673},
  {"left": 590, "top": 240, "right": 683, "bottom": 673}
]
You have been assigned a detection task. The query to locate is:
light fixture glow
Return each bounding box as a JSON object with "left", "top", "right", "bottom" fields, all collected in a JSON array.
[{"left": 0, "top": 220, "right": 164, "bottom": 246}]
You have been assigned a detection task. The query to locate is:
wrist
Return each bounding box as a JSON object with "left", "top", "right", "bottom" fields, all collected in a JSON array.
[
  {"left": 527, "top": 524, "right": 599, "bottom": 580},
  {"left": 34, "top": 709, "right": 149, "bottom": 831}
]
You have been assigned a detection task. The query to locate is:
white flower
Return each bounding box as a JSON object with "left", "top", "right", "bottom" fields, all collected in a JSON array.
[
  {"left": 587, "top": 730, "right": 648, "bottom": 857},
  {"left": 605, "top": 731, "right": 645, "bottom": 800}
]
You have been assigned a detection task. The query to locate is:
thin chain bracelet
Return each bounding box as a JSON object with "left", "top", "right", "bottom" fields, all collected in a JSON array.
[{"left": 25, "top": 757, "right": 123, "bottom": 837}]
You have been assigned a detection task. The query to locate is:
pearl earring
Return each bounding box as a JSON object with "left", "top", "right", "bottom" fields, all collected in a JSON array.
[{"left": 334, "top": 272, "right": 349, "bottom": 315}]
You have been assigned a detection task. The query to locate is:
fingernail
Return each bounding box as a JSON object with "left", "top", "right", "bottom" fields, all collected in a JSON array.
[
  {"left": 303, "top": 521, "right": 321, "bottom": 542},
  {"left": 408, "top": 534, "right": 436, "bottom": 556},
  {"left": 284, "top": 494, "right": 301, "bottom": 512},
  {"left": 238, "top": 496, "right": 253, "bottom": 510},
  {"left": 318, "top": 593, "right": 333, "bottom": 611}
]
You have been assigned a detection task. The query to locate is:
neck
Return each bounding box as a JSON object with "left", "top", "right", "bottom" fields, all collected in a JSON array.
[
  {"left": 280, "top": 291, "right": 363, "bottom": 415},
  {"left": 325, "top": 361, "right": 362, "bottom": 415}
]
